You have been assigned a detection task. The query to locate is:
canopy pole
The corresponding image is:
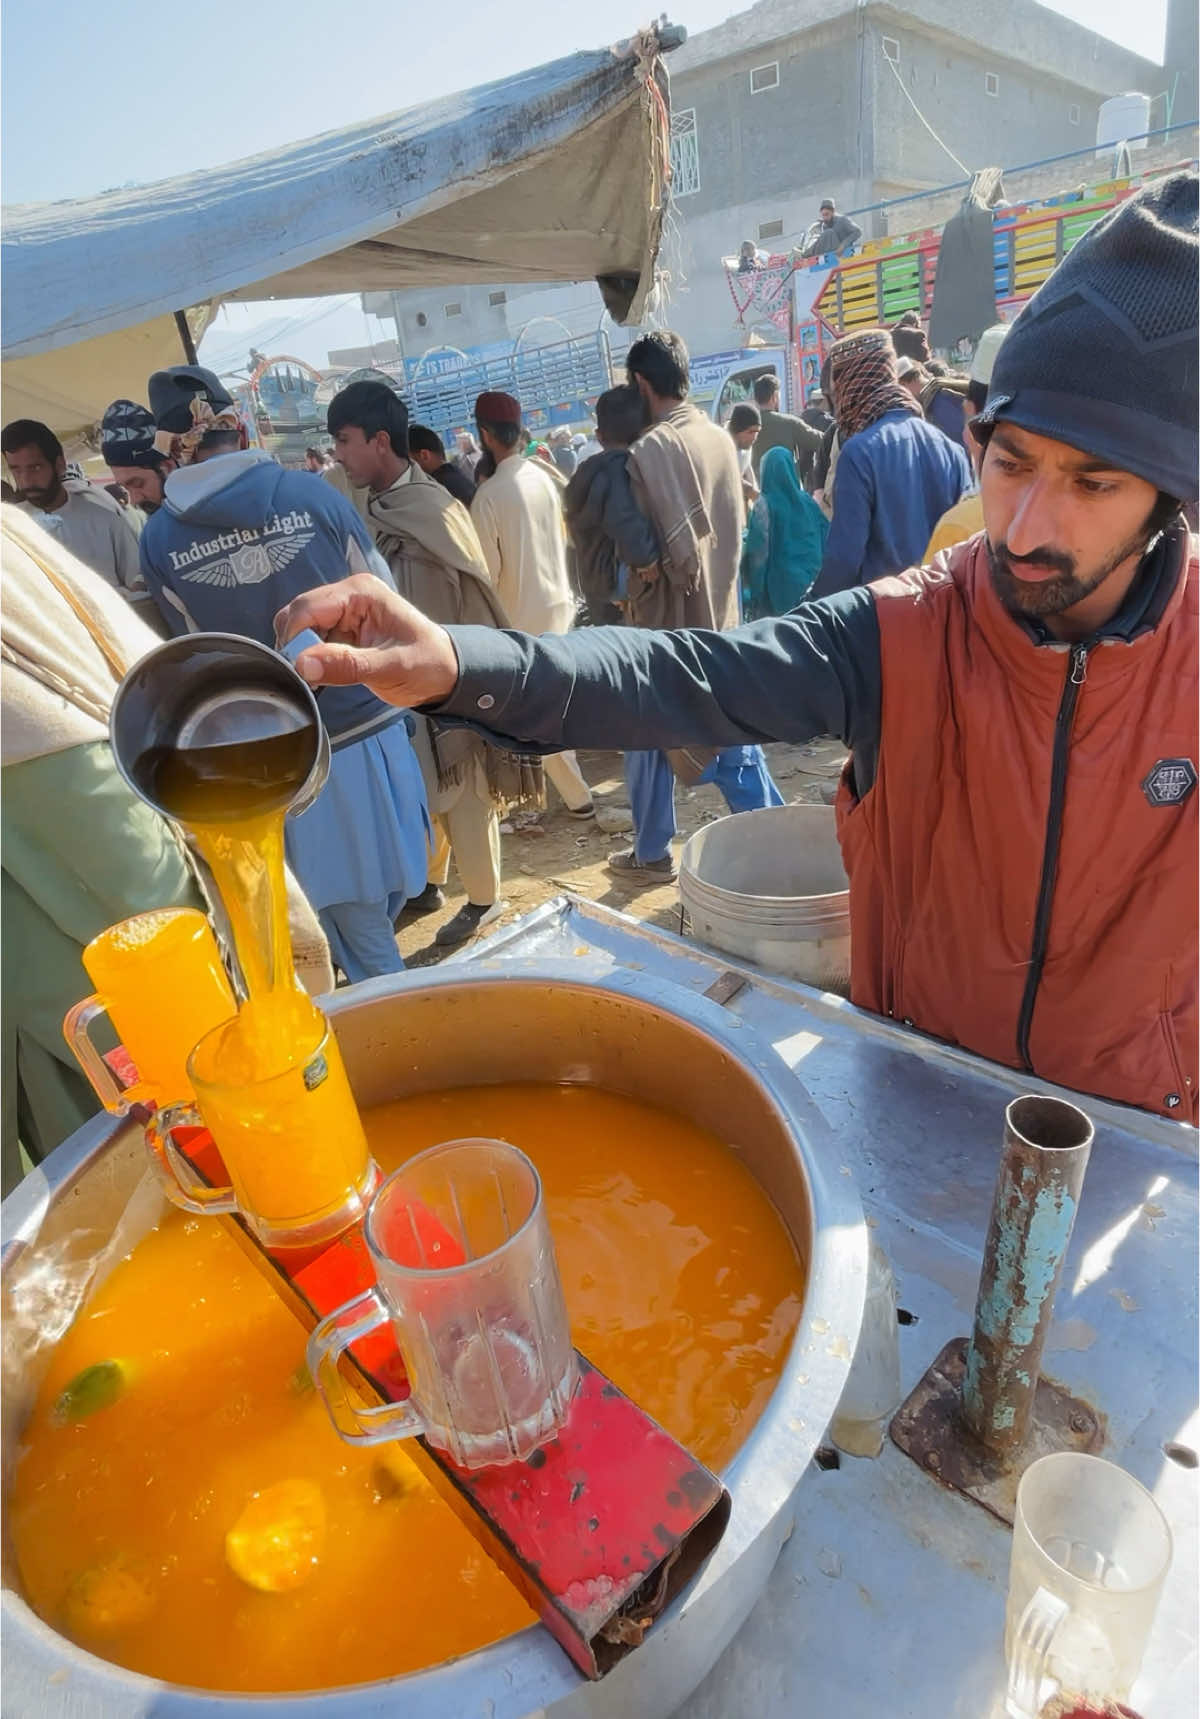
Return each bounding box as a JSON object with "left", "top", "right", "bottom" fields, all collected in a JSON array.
[{"left": 174, "top": 310, "right": 199, "bottom": 366}]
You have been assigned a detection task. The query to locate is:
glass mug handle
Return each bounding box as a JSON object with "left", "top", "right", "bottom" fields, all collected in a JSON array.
[
  {"left": 307, "top": 1289, "right": 424, "bottom": 1445},
  {"left": 63, "top": 996, "right": 131, "bottom": 1114},
  {"left": 148, "top": 1103, "right": 238, "bottom": 1217},
  {"left": 1006, "top": 1586, "right": 1069, "bottom": 1719}
]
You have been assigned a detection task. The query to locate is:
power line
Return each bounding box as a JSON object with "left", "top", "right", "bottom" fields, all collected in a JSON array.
[
  {"left": 881, "top": 47, "right": 971, "bottom": 178},
  {"left": 204, "top": 293, "right": 361, "bottom": 373}
]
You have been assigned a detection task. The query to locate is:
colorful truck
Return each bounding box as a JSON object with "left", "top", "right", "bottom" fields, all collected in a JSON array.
[{"left": 725, "top": 159, "right": 1197, "bottom": 411}]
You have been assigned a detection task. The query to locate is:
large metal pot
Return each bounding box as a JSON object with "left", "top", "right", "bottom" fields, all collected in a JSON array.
[{"left": 2, "top": 962, "right": 866, "bottom": 1719}]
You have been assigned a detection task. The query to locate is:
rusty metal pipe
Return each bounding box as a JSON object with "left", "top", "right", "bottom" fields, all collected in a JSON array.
[{"left": 962, "top": 1094, "right": 1094, "bottom": 1452}]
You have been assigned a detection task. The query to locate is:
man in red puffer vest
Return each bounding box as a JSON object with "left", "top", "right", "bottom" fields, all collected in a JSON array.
[
  {"left": 273, "top": 174, "right": 1199, "bottom": 1122},
  {"left": 835, "top": 175, "right": 1197, "bottom": 1118},
  {"left": 838, "top": 525, "right": 1196, "bottom": 1117}
]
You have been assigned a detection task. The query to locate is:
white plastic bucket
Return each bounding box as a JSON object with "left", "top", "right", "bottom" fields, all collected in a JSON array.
[{"left": 679, "top": 805, "right": 852, "bottom": 994}]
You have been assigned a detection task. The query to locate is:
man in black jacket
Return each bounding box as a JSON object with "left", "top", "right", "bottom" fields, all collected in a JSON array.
[
  {"left": 750, "top": 373, "right": 823, "bottom": 483},
  {"left": 409, "top": 424, "right": 476, "bottom": 507}
]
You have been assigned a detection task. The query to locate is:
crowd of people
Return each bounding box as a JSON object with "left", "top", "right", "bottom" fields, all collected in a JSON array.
[{"left": 1, "top": 172, "right": 1195, "bottom": 1184}]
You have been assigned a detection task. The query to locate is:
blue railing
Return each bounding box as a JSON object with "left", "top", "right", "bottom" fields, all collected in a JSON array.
[
  {"left": 407, "top": 331, "right": 614, "bottom": 436},
  {"left": 843, "top": 119, "right": 1199, "bottom": 225}
]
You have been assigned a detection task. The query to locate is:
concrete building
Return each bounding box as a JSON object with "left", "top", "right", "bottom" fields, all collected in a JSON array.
[
  {"left": 1163, "top": 0, "right": 1199, "bottom": 141},
  {"left": 354, "top": 281, "right": 624, "bottom": 375},
  {"left": 350, "top": 0, "right": 1191, "bottom": 368},
  {"left": 663, "top": 0, "right": 1171, "bottom": 353},
  {"left": 326, "top": 337, "right": 404, "bottom": 371}
]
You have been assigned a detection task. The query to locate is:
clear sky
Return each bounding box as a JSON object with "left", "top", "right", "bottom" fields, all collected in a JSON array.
[
  {"left": 1, "top": 0, "right": 1168, "bottom": 205},
  {"left": 1, "top": 0, "right": 1170, "bottom": 369}
]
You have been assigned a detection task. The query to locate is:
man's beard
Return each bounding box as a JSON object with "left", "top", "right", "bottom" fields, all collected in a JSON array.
[
  {"left": 16, "top": 483, "right": 62, "bottom": 510},
  {"left": 987, "top": 521, "right": 1156, "bottom": 621}
]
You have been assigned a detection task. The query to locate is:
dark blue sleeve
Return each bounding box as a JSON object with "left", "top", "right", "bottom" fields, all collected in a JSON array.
[
  {"left": 812, "top": 441, "right": 872, "bottom": 598},
  {"left": 600, "top": 464, "right": 661, "bottom": 570},
  {"left": 435, "top": 587, "right": 884, "bottom": 793},
  {"left": 137, "top": 518, "right": 189, "bottom": 637}
]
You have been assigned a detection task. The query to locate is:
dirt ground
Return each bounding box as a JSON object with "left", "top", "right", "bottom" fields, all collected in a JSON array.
[{"left": 394, "top": 737, "right": 849, "bottom": 968}]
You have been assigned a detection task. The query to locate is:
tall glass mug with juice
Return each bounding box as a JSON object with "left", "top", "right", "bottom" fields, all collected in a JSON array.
[
  {"left": 107, "top": 634, "right": 376, "bottom": 1250},
  {"left": 64, "top": 907, "right": 246, "bottom": 1217},
  {"left": 64, "top": 908, "right": 237, "bottom": 1115},
  {"left": 170, "top": 1006, "right": 375, "bottom": 1250}
]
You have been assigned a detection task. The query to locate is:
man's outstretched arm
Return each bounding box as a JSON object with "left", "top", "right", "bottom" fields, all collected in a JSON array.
[{"left": 276, "top": 575, "right": 884, "bottom": 789}]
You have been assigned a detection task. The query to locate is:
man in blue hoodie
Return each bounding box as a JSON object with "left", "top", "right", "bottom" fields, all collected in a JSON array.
[{"left": 138, "top": 366, "right": 429, "bottom": 984}]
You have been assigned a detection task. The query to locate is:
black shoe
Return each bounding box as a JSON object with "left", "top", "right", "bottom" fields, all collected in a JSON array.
[
  {"left": 395, "top": 883, "right": 445, "bottom": 928},
  {"left": 433, "top": 900, "right": 506, "bottom": 948}
]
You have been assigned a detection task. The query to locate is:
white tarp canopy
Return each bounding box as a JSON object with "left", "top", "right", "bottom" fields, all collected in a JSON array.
[{"left": 1, "top": 28, "right": 671, "bottom": 440}]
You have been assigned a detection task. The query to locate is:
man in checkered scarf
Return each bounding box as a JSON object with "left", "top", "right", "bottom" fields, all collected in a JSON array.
[{"left": 813, "top": 327, "right": 973, "bottom": 594}]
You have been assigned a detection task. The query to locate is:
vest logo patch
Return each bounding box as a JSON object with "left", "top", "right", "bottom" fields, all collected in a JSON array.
[{"left": 1142, "top": 758, "right": 1197, "bottom": 808}]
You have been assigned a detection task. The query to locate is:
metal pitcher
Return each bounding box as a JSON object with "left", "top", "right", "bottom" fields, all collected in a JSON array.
[{"left": 109, "top": 631, "right": 329, "bottom": 820}]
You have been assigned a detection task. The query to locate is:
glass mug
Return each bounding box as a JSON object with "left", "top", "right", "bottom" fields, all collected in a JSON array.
[
  {"left": 829, "top": 1241, "right": 902, "bottom": 1459},
  {"left": 159, "top": 1010, "right": 377, "bottom": 1251},
  {"left": 308, "top": 1139, "right": 578, "bottom": 1470},
  {"left": 63, "top": 908, "right": 238, "bottom": 1113},
  {"left": 1005, "top": 1453, "right": 1172, "bottom": 1719}
]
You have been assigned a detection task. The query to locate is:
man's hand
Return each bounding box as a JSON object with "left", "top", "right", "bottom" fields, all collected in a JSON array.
[{"left": 274, "top": 575, "right": 459, "bottom": 707}]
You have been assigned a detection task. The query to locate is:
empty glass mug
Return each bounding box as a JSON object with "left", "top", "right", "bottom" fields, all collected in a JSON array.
[
  {"left": 1005, "top": 1453, "right": 1172, "bottom": 1718},
  {"left": 829, "top": 1241, "right": 902, "bottom": 1459},
  {"left": 308, "top": 1138, "right": 578, "bottom": 1470}
]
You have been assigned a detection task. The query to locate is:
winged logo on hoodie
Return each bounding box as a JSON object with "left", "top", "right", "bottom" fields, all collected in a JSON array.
[{"left": 180, "top": 530, "right": 315, "bottom": 587}]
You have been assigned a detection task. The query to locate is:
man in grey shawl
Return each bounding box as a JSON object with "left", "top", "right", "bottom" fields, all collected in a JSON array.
[
  {"left": 326, "top": 381, "right": 542, "bottom": 948},
  {"left": 613, "top": 333, "right": 782, "bottom": 886}
]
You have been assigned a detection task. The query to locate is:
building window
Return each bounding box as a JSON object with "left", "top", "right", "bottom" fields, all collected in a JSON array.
[
  {"left": 882, "top": 35, "right": 900, "bottom": 63},
  {"left": 758, "top": 219, "right": 784, "bottom": 241},
  {"left": 750, "top": 62, "right": 779, "bottom": 94},
  {"left": 1069, "top": 103, "right": 1081, "bottom": 125},
  {"left": 416, "top": 312, "right": 428, "bottom": 328},
  {"left": 488, "top": 291, "right": 507, "bottom": 307},
  {"left": 985, "top": 72, "right": 999, "bottom": 97},
  {"left": 444, "top": 302, "right": 462, "bottom": 318},
  {"left": 670, "top": 107, "right": 700, "bottom": 198}
]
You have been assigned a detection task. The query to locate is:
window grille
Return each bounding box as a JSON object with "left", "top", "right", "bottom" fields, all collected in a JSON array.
[{"left": 670, "top": 107, "right": 701, "bottom": 197}]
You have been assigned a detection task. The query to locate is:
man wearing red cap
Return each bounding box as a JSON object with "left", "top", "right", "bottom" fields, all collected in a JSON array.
[{"left": 470, "top": 390, "right": 596, "bottom": 819}]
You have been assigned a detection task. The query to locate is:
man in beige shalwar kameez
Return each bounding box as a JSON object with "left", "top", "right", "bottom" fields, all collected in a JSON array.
[
  {"left": 470, "top": 391, "right": 598, "bottom": 821},
  {"left": 327, "top": 382, "right": 542, "bottom": 947}
]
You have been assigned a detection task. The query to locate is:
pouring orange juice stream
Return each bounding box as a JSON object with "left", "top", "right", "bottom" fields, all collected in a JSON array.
[{"left": 138, "top": 727, "right": 373, "bottom": 1239}]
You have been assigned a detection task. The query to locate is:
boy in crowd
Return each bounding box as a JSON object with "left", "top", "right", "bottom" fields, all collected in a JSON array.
[
  {"left": 727, "top": 403, "right": 762, "bottom": 506},
  {"left": 562, "top": 384, "right": 660, "bottom": 625}
]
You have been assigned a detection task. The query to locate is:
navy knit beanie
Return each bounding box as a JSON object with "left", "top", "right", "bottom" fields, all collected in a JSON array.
[
  {"left": 979, "top": 171, "right": 1198, "bottom": 502},
  {"left": 100, "top": 399, "right": 162, "bottom": 469}
]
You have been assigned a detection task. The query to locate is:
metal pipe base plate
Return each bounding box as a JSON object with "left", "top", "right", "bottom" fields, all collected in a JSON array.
[{"left": 888, "top": 1337, "right": 1106, "bottom": 1525}]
